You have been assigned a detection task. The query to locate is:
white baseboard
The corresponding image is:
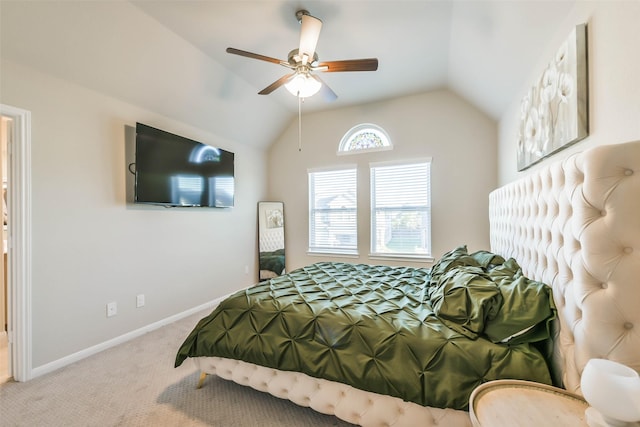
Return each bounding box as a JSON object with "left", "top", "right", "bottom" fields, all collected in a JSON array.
[{"left": 31, "top": 298, "right": 224, "bottom": 379}]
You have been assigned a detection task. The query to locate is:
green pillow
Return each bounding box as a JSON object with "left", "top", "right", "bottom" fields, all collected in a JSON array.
[
  {"left": 469, "top": 250, "right": 506, "bottom": 269},
  {"left": 483, "top": 259, "right": 556, "bottom": 344},
  {"left": 430, "top": 265, "right": 502, "bottom": 339},
  {"left": 429, "top": 248, "right": 555, "bottom": 344},
  {"left": 428, "top": 245, "right": 481, "bottom": 288}
]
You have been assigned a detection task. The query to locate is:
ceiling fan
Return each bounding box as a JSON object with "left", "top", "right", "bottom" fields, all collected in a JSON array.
[{"left": 226, "top": 9, "right": 378, "bottom": 101}]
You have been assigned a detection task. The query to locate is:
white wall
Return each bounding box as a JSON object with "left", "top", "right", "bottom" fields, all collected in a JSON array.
[
  {"left": 268, "top": 89, "right": 497, "bottom": 270},
  {"left": 1, "top": 59, "right": 265, "bottom": 368},
  {"left": 498, "top": 1, "right": 640, "bottom": 185}
]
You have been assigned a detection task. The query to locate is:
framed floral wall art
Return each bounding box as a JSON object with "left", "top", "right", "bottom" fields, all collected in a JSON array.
[{"left": 517, "top": 23, "right": 588, "bottom": 171}]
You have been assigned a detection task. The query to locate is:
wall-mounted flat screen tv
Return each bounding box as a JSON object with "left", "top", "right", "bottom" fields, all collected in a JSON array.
[{"left": 134, "top": 123, "right": 235, "bottom": 207}]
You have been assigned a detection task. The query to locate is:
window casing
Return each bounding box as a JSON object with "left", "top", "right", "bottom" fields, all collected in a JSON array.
[
  {"left": 370, "top": 159, "right": 431, "bottom": 258},
  {"left": 308, "top": 167, "right": 358, "bottom": 255},
  {"left": 338, "top": 123, "right": 392, "bottom": 155}
]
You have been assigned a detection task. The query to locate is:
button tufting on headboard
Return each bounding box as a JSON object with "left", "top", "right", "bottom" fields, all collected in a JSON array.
[{"left": 489, "top": 140, "right": 640, "bottom": 395}]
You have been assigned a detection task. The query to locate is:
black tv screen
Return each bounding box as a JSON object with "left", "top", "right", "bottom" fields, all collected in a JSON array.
[{"left": 134, "top": 123, "right": 234, "bottom": 207}]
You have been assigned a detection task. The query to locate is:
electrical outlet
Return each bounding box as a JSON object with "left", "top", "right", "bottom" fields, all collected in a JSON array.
[
  {"left": 244, "top": 265, "right": 249, "bottom": 275},
  {"left": 136, "top": 294, "right": 145, "bottom": 308},
  {"left": 106, "top": 301, "right": 117, "bottom": 317}
]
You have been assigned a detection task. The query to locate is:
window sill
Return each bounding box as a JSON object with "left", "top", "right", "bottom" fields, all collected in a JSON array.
[
  {"left": 368, "top": 254, "right": 434, "bottom": 263},
  {"left": 307, "top": 251, "right": 359, "bottom": 259}
]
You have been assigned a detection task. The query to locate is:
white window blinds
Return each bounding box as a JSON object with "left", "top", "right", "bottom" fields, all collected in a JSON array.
[
  {"left": 308, "top": 167, "right": 357, "bottom": 254},
  {"left": 370, "top": 160, "right": 431, "bottom": 257}
]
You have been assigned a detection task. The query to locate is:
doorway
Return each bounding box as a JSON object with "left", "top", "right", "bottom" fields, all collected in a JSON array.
[
  {"left": 0, "top": 104, "right": 32, "bottom": 383},
  {"left": 0, "top": 116, "right": 8, "bottom": 383}
]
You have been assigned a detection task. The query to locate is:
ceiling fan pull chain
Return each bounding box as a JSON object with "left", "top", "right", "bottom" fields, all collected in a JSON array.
[{"left": 298, "top": 94, "right": 302, "bottom": 151}]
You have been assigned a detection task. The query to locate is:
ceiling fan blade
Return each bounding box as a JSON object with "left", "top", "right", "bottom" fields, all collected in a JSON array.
[
  {"left": 226, "top": 47, "right": 284, "bottom": 66},
  {"left": 258, "top": 73, "right": 296, "bottom": 95},
  {"left": 315, "top": 58, "right": 379, "bottom": 72},
  {"left": 298, "top": 14, "right": 322, "bottom": 63},
  {"left": 312, "top": 75, "right": 337, "bottom": 102}
]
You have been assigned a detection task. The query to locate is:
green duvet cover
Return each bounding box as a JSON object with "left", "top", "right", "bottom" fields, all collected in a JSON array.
[{"left": 176, "top": 247, "right": 555, "bottom": 410}]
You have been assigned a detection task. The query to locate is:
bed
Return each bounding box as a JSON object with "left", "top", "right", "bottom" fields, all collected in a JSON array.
[{"left": 175, "top": 140, "right": 640, "bottom": 426}]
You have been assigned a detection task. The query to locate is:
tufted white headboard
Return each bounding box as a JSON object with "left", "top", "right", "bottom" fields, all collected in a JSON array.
[{"left": 489, "top": 140, "right": 640, "bottom": 394}]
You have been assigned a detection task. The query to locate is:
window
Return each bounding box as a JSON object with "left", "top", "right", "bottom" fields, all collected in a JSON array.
[
  {"left": 308, "top": 167, "right": 357, "bottom": 255},
  {"left": 338, "top": 123, "right": 392, "bottom": 154},
  {"left": 370, "top": 159, "right": 431, "bottom": 258}
]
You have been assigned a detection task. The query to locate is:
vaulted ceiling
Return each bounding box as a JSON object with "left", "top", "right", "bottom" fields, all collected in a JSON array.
[{"left": 1, "top": 1, "right": 577, "bottom": 149}]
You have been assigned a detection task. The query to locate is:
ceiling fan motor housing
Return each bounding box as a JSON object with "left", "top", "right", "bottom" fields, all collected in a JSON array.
[{"left": 288, "top": 49, "right": 319, "bottom": 66}]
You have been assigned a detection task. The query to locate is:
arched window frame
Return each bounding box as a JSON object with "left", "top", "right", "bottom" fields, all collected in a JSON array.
[{"left": 337, "top": 123, "right": 393, "bottom": 155}]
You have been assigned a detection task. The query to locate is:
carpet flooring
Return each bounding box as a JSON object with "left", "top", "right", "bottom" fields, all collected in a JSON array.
[{"left": 0, "top": 310, "right": 352, "bottom": 427}]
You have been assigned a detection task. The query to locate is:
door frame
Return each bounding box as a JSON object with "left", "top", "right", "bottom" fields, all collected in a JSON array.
[{"left": 0, "top": 104, "right": 32, "bottom": 381}]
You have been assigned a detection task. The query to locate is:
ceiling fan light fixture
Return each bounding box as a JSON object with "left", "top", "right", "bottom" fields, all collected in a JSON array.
[{"left": 285, "top": 72, "right": 321, "bottom": 98}]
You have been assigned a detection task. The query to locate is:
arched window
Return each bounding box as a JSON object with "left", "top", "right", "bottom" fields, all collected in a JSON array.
[{"left": 338, "top": 123, "right": 392, "bottom": 155}]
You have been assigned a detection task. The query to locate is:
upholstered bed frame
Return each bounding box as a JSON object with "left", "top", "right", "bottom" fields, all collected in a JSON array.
[
  {"left": 491, "top": 140, "right": 640, "bottom": 393},
  {"left": 194, "top": 140, "right": 640, "bottom": 427}
]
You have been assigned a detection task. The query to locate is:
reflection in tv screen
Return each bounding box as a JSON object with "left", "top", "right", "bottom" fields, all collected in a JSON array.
[{"left": 134, "top": 123, "right": 235, "bottom": 207}]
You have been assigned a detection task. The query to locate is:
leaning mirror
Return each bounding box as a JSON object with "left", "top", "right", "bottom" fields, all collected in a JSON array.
[{"left": 258, "top": 201, "right": 285, "bottom": 281}]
